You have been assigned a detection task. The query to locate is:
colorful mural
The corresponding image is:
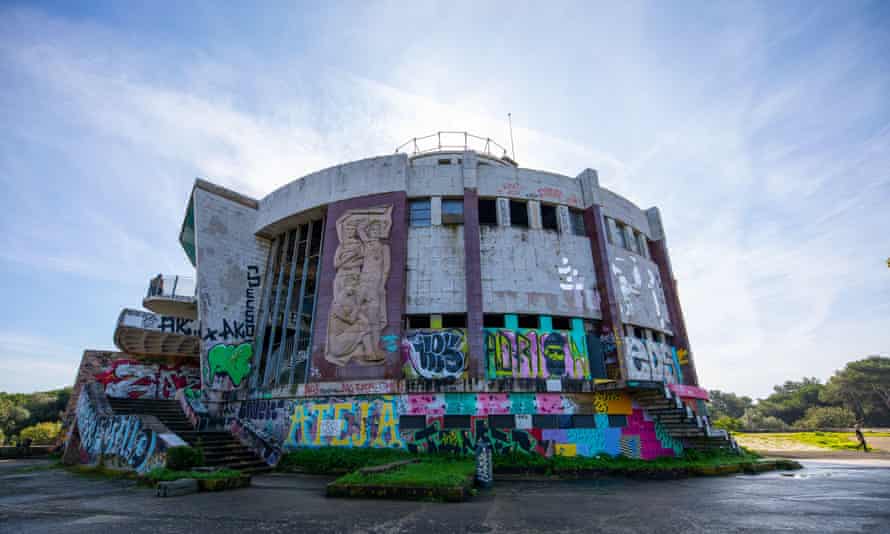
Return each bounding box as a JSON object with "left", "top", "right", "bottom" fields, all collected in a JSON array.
[
  {"left": 623, "top": 337, "right": 681, "bottom": 384},
  {"left": 93, "top": 359, "right": 200, "bottom": 400},
  {"left": 402, "top": 329, "right": 468, "bottom": 379},
  {"left": 484, "top": 328, "right": 590, "bottom": 379}
]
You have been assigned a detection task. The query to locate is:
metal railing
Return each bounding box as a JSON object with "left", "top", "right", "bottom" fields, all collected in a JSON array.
[
  {"left": 146, "top": 274, "right": 196, "bottom": 300},
  {"left": 395, "top": 131, "right": 513, "bottom": 161}
]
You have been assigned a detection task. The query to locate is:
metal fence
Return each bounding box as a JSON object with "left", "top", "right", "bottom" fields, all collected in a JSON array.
[
  {"left": 395, "top": 131, "right": 512, "bottom": 160},
  {"left": 147, "top": 274, "right": 196, "bottom": 300}
]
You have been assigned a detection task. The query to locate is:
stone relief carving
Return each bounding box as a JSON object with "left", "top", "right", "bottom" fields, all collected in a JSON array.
[{"left": 325, "top": 205, "right": 392, "bottom": 366}]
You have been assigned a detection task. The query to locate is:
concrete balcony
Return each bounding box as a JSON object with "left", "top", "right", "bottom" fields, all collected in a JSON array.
[
  {"left": 114, "top": 308, "right": 200, "bottom": 357},
  {"left": 143, "top": 275, "right": 197, "bottom": 320}
]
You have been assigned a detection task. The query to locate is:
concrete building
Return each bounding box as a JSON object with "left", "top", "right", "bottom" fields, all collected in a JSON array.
[{"left": 63, "top": 132, "right": 734, "bottom": 473}]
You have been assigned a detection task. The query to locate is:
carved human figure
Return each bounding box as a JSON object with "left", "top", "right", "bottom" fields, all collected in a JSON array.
[{"left": 325, "top": 206, "right": 392, "bottom": 366}]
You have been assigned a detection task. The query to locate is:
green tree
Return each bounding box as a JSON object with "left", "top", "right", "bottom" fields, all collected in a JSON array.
[
  {"left": 741, "top": 408, "right": 788, "bottom": 431},
  {"left": 708, "top": 390, "right": 753, "bottom": 419},
  {"left": 712, "top": 416, "right": 743, "bottom": 432},
  {"left": 757, "top": 377, "right": 825, "bottom": 425},
  {"left": 821, "top": 356, "right": 890, "bottom": 426},
  {"left": 794, "top": 406, "right": 857, "bottom": 430},
  {"left": 19, "top": 421, "right": 62, "bottom": 444}
]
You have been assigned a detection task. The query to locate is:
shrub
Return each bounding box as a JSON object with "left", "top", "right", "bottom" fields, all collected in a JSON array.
[
  {"left": 165, "top": 446, "right": 205, "bottom": 471},
  {"left": 712, "top": 417, "right": 743, "bottom": 432},
  {"left": 19, "top": 421, "right": 62, "bottom": 444},
  {"left": 278, "top": 447, "right": 412, "bottom": 473},
  {"left": 741, "top": 408, "right": 789, "bottom": 431},
  {"left": 794, "top": 406, "right": 857, "bottom": 430}
]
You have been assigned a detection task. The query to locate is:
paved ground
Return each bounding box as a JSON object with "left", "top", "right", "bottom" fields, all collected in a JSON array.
[{"left": 2, "top": 458, "right": 889, "bottom": 533}]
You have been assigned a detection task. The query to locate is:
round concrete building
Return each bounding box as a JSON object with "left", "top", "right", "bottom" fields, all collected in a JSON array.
[{"left": 64, "top": 132, "right": 734, "bottom": 474}]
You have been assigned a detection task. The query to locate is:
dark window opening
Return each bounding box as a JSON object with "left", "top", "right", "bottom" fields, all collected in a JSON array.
[
  {"left": 541, "top": 204, "right": 558, "bottom": 231},
  {"left": 443, "top": 415, "right": 471, "bottom": 429},
  {"left": 533, "top": 415, "right": 559, "bottom": 428},
  {"left": 551, "top": 316, "right": 571, "bottom": 330},
  {"left": 510, "top": 200, "right": 529, "bottom": 227},
  {"left": 489, "top": 415, "right": 516, "bottom": 429},
  {"left": 573, "top": 415, "right": 597, "bottom": 428},
  {"left": 441, "top": 199, "right": 464, "bottom": 225},
  {"left": 479, "top": 198, "right": 498, "bottom": 226},
  {"left": 437, "top": 158, "right": 452, "bottom": 165},
  {"left": 399, "top": 416, "right": 427, "bottom": 429},
  {"left": 517, "top": 314, "right": 538, "bottom": 329},
  {"left": 569, "top": 209, "right": 586, "bottom": 236},
  {"left": 409, "top": 199, "right": 431, "bottom": 227},
  {"left": 441, "top": 314, "right": 466, "bottom": 328},
  {"left": 406, "top": 315, "right": 431, "bottom": 329},
  {"left": 483, "top": 313, "right": 505, "bottom": 328},
  {"left": 633, "top": 326, "right": 644, "bottom": 339},
  {"left": 655, "top": 332, "right": 665, "bottom": 343},
  {"left": 559, "top": 415, "right": 573, "bottom": 428},
  {"left": 608, "top": 415, "right": 628, "bottom": 428}
]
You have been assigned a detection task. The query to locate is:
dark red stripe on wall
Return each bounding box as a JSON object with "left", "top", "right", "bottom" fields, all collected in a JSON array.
[
  {"left": 463, "top": 188, "right": 484, "bottom": 378},
  {"left": 310, "top": 191, "right": 408, "bottom": 381},
  {"left": 647, "top": 239, "right": 698, "bottom": 386}
]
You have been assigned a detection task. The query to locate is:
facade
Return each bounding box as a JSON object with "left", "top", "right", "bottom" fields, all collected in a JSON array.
[{"left": 63, "top": 133, "right": 733, "bottom": 473}]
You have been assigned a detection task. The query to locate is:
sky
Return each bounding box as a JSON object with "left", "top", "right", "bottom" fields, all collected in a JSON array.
[{"left": 1, "top": 1, "right": 888, "bottom": 399}]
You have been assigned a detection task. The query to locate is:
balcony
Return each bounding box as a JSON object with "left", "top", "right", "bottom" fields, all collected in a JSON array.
[
  {"left": 114, "top": 308, "right": 200, "bottom": 357},
  {"left": 143, "top": 274, "right": 197, "bottom": 320}
]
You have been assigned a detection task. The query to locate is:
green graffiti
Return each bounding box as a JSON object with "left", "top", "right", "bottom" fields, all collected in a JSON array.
[{"left": 208, "top": 343, "right": 253, "bottom": 386}]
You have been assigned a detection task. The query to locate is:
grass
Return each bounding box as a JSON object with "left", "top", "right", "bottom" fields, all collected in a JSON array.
[
  {"left": 333, "top": 457, "right": 475, "bottom": 488},
  {"left": 277, "top": 447, "right": 415, "bottom": 474},
  {"left": 736, "top": 431, "right": 890, "bottom": 451},
  {"left": 142, "top": 467, "right": 242, "bottom": 483},
  {"left": 64, "top": 464, "right": 140, "bottom": 480}
]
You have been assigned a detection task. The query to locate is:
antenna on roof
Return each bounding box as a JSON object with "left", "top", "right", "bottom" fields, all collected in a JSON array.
[{"left": 508, "top": 113, "right": 516, "bottom": 161}]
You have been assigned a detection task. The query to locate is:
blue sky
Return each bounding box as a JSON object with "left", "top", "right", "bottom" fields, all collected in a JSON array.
[{"left": 1, "top": 1, "right": 888, "bottom": 398}]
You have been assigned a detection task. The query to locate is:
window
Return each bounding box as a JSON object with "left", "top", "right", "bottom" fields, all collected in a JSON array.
[
  {"left": 569, "top": 209, "right": 586, "bottom": 236},
  {"left": 509, "top": 199, "right": 529, "bottom": 227},
  {"left": 437, "top": 158, "right": 452, "bottom": 165},
  {"left": 541, "top": 204, "right": 558, "bottom": 231},
  {"left": 517, "top": 314, "right": 538, "bottom": 329},
  {"left": 489, "top": 415, "right": 516, "bottom": 428},
  {"left": 636, "top": 231, "right": 649, "bottom": 258},
  {"left": 443, "top": 415, "right": 471, "bottom": 429},
  {"left": 399, "top": 416, "right": 426, "bottom": 429},
  {"left": 479, "top": 198, "right": 498, "bottom": 226},
  {"left": 441, "top": 199, "right": 464, "bottom": 225},
  {"left": 409, "top": 199, "right": 431, "bottom": 227},
  {"left": 655, "top": 332, "right": 665, "bottom": 343},
  {"left": 572, "top": 415, "right": 597, "bottom": 428},
  {"left": 441, "top": 314, "right": 466, "bottom": 328},
  {"left": 608, "top": 415, "right": 628, "bottom": 428},
  {"left": 483, "top": 313, "right": 505, "bottom": 328},
  {"left": 532, "top": 415, "right": 560, "bottom": 428},
  {"left": 633, "top": 326, "right": 644, "bottom": 339},
  {"left": 626, "top": 226, "right": 639, "bottom": 254},
  {"left": 406, "top": 315, "right": 430, "bottom": 329},
  {"left": 616, "top": 221, "right": 630, "bottom": 249},
  {"left": 551, "top": 316, "right": 571, "bottom": 330}
]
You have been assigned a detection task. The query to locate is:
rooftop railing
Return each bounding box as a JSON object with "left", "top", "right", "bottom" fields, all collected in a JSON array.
[
  {"left": 146, "top": 274, "right": 196, "bottom": 301},
  {"left": 395, "top": 131, "right": 514, "bottom": 162}
]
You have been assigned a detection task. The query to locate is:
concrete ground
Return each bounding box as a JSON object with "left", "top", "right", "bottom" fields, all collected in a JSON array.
[{"left": 2, "top": 458, "right": 889, "bottom": 533}]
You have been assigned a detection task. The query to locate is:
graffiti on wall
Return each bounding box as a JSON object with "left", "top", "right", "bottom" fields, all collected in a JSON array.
[
  {"left": 402, "top": 329, "right": 467, "bottom": 379},
  {"left": 93, "top": 359, "right": 200, "bottom": 400},
  {"left": 207, "top": 343, "right": 253, "bottom": 387},
  {"left": 228, "top": 398, "right": 291, "bottom": 465},
  {"left": 285, "top": 396, "right": 403, "bottom": 448},
  {"left": 75, "top": 390, "right": 168, "bottom": 473},
  {"left": 611, "top": 255, "right": 671, "bottom": 330},
  {"left": 623, "top": 338, "right": 680, "bottom": 384},
  {"left": 557, "top": 257, "right": 599, "bottom": 312},
  {"left": 326, "top": 206, "right": 393, "bottom": 366},
  {"left": 245, "top": 265, "right": 261, "bottom": 338},
  {"left": 485, "top": 329, "right": 590, "bottom": 379}
]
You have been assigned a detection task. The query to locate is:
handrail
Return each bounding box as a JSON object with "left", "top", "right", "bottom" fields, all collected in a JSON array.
[
  {"left": 147, "top": 274, "right": 196, "bottom": 300},
  {"left": 395, "top": 131, "right": 513, "bottom": 161}
]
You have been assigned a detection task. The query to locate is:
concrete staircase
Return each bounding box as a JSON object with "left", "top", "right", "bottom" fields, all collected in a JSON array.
[
  {"left": 107, "top": 398, "right": 271, "bottom": 474},
  {"left": 632, "top": 386, "right": 738, "bottom": 452}
]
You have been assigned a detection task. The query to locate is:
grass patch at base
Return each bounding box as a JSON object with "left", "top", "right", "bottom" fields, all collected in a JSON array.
[
  {"left": 333, "top": 457, "right": 474, "bottom": 488},
  {"left": 65, "top": 464, "right": 140, "bottom": 480},
  {"left": 142, "top": 467, "right": 242, "bottom": 483},
  {"left": 278, "top": 447, "right": 415, "bottom": 474},
  {"left": 736, "top": 432, "right": 890, "bottom": 451}
]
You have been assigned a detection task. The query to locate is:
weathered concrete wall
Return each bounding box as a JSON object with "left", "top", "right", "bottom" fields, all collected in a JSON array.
[
  {"left": 480, "top": 227, "right": 601, "bottom": 318},
  {"left": 598, "top": 188, "right": 652, "bottom": 238},
  {"left": 407, "top": 164, "right": 465, "bottom": 197},
  {"left": 607, "top": 244, "right": 672, "bottom": 334},
  {"left": 478, "top": 166, "right": 585, "bottom": 208},
  {"left": 256, "top": 155, "right": 409, "bottom": 236},
  {"left": 405, "top": 226, "right": 466, "bottom": 314},
  {"left": 193, "top": 184, "right": 271, "bottom": 397}
]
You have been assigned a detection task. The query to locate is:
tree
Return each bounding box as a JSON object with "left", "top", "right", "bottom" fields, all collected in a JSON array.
[
  {"left": 19, "top": 421, "right": 62, "bottom": 445},
  {"left": 757, "top": 377, "right": 825, "bottom": 425},
  {"left": 708, "top": 390, "right": 753, "bottom": 419},
  {"left": 741, "top": 408, "right": 788, "bottom": 431},
  {"left": 821, "top": 356, "right": 890, "bottom": 426},
  {"left": 794, "top": 406, "right": 857, "bottom": 430},
  {"left": 712, "top": 416, "right": 743, "bottom": 432}
]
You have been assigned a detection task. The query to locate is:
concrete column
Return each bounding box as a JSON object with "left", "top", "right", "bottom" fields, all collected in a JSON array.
[
  {"left": 645, "top": 207, "right": 698, "bottom": 386},
  {"left": 463, "top": 188, "right": 485, "bottom": 379},
  {"left": 496, "top": 198, "right": 510, "bottom": 226},
  {"left": 431, "top": 196, "right": 442, "bottom": 226},
  {"left": 528, "top": 200, "right": 542, "bottom": 229},
  {"left": 577, "top": 168, "right": 626, "bottom": 381},
  {"left": 557, "top": 205, "right": 571, "bottom": 234}
]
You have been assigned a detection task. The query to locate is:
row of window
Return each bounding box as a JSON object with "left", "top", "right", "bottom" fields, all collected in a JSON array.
[
  {"left": 409, "top": 197, "right": 586, "bottom": 236},
  {"left": 625, "top": 324, "right": 674, "bottom": 345},
  {"left": 605, "top": 216, "right": 649, "bottom": 259},
  {"left": 405, "top": 313, "right": 593, "bottom": 332},
  {"left": 399, "top": 413, "right": 628, "bottom": 430}
]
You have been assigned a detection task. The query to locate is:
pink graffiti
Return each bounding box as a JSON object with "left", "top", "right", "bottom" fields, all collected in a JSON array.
[
  {"left": 94, "top": 359, "right": 200, "bottom": 400},
  {"left": 401, "top": 395, "right": 445, "bottom": 416},
  {"left": 668, "top": 384, "right": 709, "bottom": 400},
  {"left": 475, "top": 394, "right": 511, "bottom": 415},
  {"left": 536, "top": 187, "right": 563, "bottom": 200}
]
